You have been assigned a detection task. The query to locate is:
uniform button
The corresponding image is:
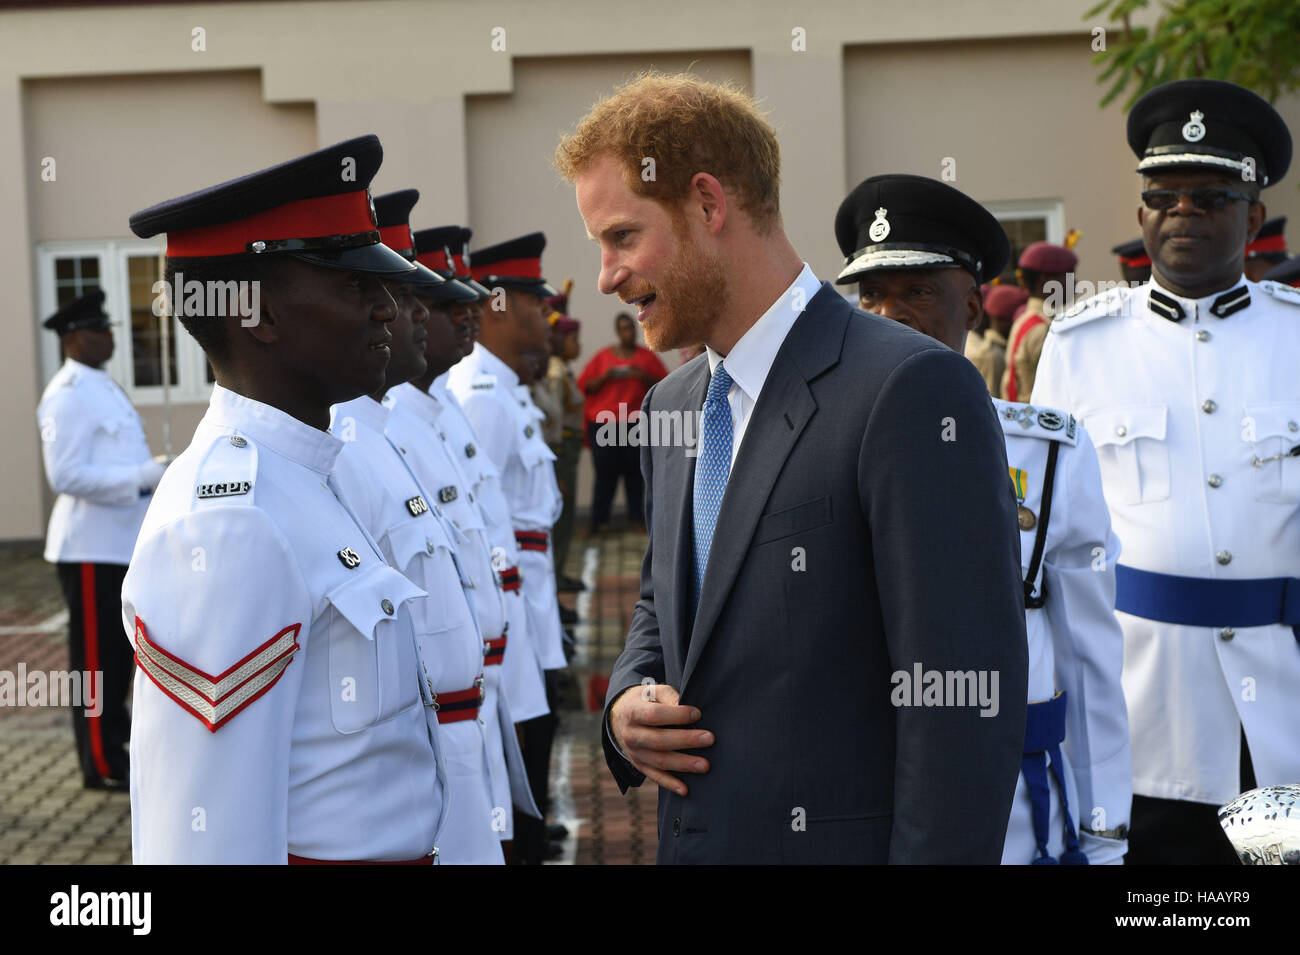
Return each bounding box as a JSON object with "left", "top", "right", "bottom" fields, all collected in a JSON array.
[
  {"left": 426, "top": 540, "right": 435, "bottom": 554},
  {"left": 381, "top": 599, "right": 395, "bottom": 615},
  {"left": 1207, "top": 474, "right": 1222, "bottom": 488},
  {"left": 1216, "top": 550, "right": 1232, "bottom": 565},
  {"left": 1202, "top": 399, "right": 1217, "bottom": 414},
  {"left": 1290, "top": 421, "right": 1299, "bottom": 433},
  {"left": 1115, "top": 425, "right": 1128, "bottom": 438},
  {"left": 229, "top": 435, "right": 248, "bottom": 448},
  {"left": 1219, "top": 627, "right": 1235, "bottom": 641},
  {"left": 1196, "top": 330, "right": 1211, "bottom": 342}
]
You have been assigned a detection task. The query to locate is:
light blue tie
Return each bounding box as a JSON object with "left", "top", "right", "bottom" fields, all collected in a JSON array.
[{"left": 691, "top": 362, "right": 733, "bottom": 618}]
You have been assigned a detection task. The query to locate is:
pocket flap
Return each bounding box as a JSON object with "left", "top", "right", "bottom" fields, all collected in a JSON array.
[
  {"left": 1244, "top": 403, "right": 1300, "bottom": 442},
  {"left": 384, "top": 514, "right": 451, "bottom": 570},
  {"left": 1088, "top": 405, "right": 1167, "bottom": 447},
  {"left": 325, "top": 562, "right": 425, "bottom": 640},
  {"left": 754, "top": 494, "right": 833, "bottom": 545}
]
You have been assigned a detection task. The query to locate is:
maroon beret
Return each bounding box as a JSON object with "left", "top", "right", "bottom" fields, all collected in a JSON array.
[
  {"left": 983, "top": 284, "right": 1030, "bottom": 319},
  {"left": 1018, "top": 241, "right": 1077, "bottom": 273}
]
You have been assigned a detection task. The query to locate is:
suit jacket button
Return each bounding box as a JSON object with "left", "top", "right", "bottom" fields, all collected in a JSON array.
[{"left": 673, "top": 818, "right": 680, "bottom": 837}]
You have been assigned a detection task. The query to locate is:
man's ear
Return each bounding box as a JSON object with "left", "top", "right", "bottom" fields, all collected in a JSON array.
[
  {"left": 243, "top": 294, "right": 279, "bottom": 345},
  {"left": 964, "top": 281, "right": 983, "bottom": 331},
  {"left": 689, "top": 172, "right": 727, "bottom": 236},
  {"left": 1245, "top": 200, "right": 1267, "bottom": 244}
]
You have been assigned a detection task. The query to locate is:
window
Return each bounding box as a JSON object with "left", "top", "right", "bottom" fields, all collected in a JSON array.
[
  {"left": 980, "top": 200, "right": 1066, "bottom": 286},
  {"left": 37, "top": 240, "right": 214, "bottom": 404}
]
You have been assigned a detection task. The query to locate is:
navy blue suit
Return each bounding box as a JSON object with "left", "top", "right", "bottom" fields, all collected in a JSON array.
[{"left": 603, "top": 285, "right": 1028, "bottom": 863}]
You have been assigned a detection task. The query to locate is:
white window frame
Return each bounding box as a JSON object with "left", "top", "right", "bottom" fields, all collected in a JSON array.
[
  {"left": 36, "top": 239, "right": 214, "bottom": 406},
  {"left": 981, "top": 199, "right": 1066, "bottom": 246}
]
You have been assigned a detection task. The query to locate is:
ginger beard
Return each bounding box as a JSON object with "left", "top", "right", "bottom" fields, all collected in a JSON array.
[{"left": 628, "top": 215, "right": 728, "bottom": 352}]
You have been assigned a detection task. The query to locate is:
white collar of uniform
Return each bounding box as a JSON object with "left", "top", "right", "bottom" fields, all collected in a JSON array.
[
  {"left": 65, "top": 357, "right": 110, "bottom": 379},
  {"left": 474, "top": 341, "right": 521, "bottom": 389},
  {"left": 386, "top": 380, "right": 444, "bottom": 426},
  {"left": 1147, "top": 272, "right": 1249, "bottom": 313},
  {"left": 704, "top": 263, "right": 819, "bottom": 403},
  {"left": 332, "top": 394, "right": 389, "bottom": 434},
  {"left": 206, "top": 383, "right": 344, "bottom": 476}
]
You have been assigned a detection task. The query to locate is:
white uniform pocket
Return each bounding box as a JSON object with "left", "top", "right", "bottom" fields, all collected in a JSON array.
[
  {"left": 1086, "top": 405, "right": 1170, "bottom": 505},
  {"left": 1245, "top": 403, "right": 1300, "bottom": 505},
  {"left": 325, "top": 562, "right": 425, "bottom": 734}
]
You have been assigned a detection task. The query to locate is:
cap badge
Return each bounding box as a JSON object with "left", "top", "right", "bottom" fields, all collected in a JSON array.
[
  {"left": 366, "top": 190, "right": 378, "bottom": 227},
  {"left": 869, "top": 207, "right": 891, "bottom": 242},
  {"left": 1182, "top": 110, "right": 1206, "bottom": 143}
]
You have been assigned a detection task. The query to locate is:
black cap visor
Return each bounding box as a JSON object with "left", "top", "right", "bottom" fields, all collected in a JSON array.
[{"left": 288, "top": 241, "right": 418, "bottom": 278}]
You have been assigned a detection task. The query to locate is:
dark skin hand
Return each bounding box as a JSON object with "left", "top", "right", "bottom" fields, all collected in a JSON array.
[
  {"left": 609, "top": 683, "right": 714, "bottom": 796},
  {"left": 858, "top": 267, "right": 982, "bottom": 353},
  {"left": 1138, "top": 169, "right": 1265, "bottom": 299}
]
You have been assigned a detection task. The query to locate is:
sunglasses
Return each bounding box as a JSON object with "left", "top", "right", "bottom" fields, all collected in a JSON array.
[{"left": 1141, "top": 187, "right": 1253, "bottom": 212}]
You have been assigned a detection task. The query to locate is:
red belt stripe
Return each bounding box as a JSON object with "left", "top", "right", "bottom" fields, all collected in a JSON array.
[
  {"left": 515, "top": 530, "right": 548, "bottom": 553},
  {"left": 435, "top": 680, "right": 484, "bottom": 724},
  {"left": 499, "top": 565, "right": 521, "bottom": 592},
  {"left": 484, "top": 635, "right": 507, "bottom": 666}
]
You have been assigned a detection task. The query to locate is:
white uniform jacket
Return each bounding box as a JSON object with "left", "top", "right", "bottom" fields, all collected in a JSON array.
[
  {"left": 993, "top": 398, "right": 1131, "bottom": 865},
  {"left": 38, "top": 358, "right": 164, "bottom": 564},
  {"left": 122, "top": 385, "right": 444, "bottom": 864},
  {"left": 1033, "top": 276, "right": 1300, "bottom": 805},
  {"left": 446, "top": 344, "right": 566, "bottom": 672},
  {"left": 331, "top": 395, "right": 504, "bottom": 864}
]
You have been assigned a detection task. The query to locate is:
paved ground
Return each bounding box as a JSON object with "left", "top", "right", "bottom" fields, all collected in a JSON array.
[{"left": 0, "top": 526, "right": 659, "bottom": 865}]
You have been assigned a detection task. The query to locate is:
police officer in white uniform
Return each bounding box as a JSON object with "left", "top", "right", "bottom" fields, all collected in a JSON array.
[
  {"left": 447, "top": 232, "right": 566, "bottom": 864},
  {"left": 835, "top": 174, "right": 1132, "bottom": 864},
  {"left": 122, "top": 136, "right": 449, "bottom": 864},
  {"left": 390, "top": 224, "right": 548, "bottom": 850},
  {"left": 330, "top": 189, "right": 514, "bottom": 864},
  {"left": 37, "top": 289, "right": 166, "bottom": 791},
  {"left": 1034, "top": 79, "right": 1299, "bottom": 865}
]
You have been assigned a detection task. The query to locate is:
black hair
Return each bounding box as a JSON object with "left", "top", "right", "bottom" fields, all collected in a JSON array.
[{"left": 163, "top": 255, "right": 281, "bottom": 363}]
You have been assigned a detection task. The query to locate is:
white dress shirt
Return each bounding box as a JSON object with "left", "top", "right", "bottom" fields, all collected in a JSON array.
[{"left": 703, "top": 263, "right": 822, "bottom": 469}]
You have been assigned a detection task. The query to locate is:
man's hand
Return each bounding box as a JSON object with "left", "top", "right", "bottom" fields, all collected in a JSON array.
[{"left": 609, "top": 684, "right": 713, "bottom": 796}]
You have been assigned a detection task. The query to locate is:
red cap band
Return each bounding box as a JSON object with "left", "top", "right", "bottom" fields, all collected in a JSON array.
[
  {"left": 1246, "top": 233, "right": 1287, "bottom": 255},
  {"left": 1119, "top": 252, "right": 1152, "bottom": 268},
  {"left": 166, "top": 190, "right": 376, "bottom": 258},
  {"left": 472, "top": 256, "right": 541, "bottom": 282},
  {"left": 417, "top": 248, "right": 452, "bottom": 272},
  {"left": 379, "top": 223, "right": 414, "bottom": 256}
]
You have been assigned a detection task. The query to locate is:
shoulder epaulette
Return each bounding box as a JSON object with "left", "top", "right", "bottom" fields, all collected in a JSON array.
[
  {"left": 993, "top": 399, "right": 1078, "bottom": 446},
  {"left": 1048, "top": 283, "right": 1134, "bottom": 334},
  {"left": 193, "top": 432, "right": 258, "bottom": 506},
  {"left": 1258, "top": 279, "right": 1300, "bottom": 307}
]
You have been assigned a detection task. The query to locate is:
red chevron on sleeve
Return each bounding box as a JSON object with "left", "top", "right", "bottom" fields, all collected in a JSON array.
[{"left": 131, "top": 616, "right": 301, "bottom": 732}]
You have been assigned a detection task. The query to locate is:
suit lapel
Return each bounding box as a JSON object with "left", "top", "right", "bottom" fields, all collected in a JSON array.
[{"left": 678, "top": 285, "right": 848, "bottom": 695}]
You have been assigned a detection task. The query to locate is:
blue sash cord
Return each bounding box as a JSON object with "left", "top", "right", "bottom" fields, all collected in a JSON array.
[{"left": 1021, "top": 691, "right": 1087, "bottom": 865}]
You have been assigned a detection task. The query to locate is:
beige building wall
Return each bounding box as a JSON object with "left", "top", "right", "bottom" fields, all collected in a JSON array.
[{"left": 1, "top": 0, "right": 1297, "bottom": 540}]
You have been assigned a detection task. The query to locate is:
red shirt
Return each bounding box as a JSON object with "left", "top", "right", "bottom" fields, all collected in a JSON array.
[{"left": 576, "top": 346, "right": 669, "bottom": 426}]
